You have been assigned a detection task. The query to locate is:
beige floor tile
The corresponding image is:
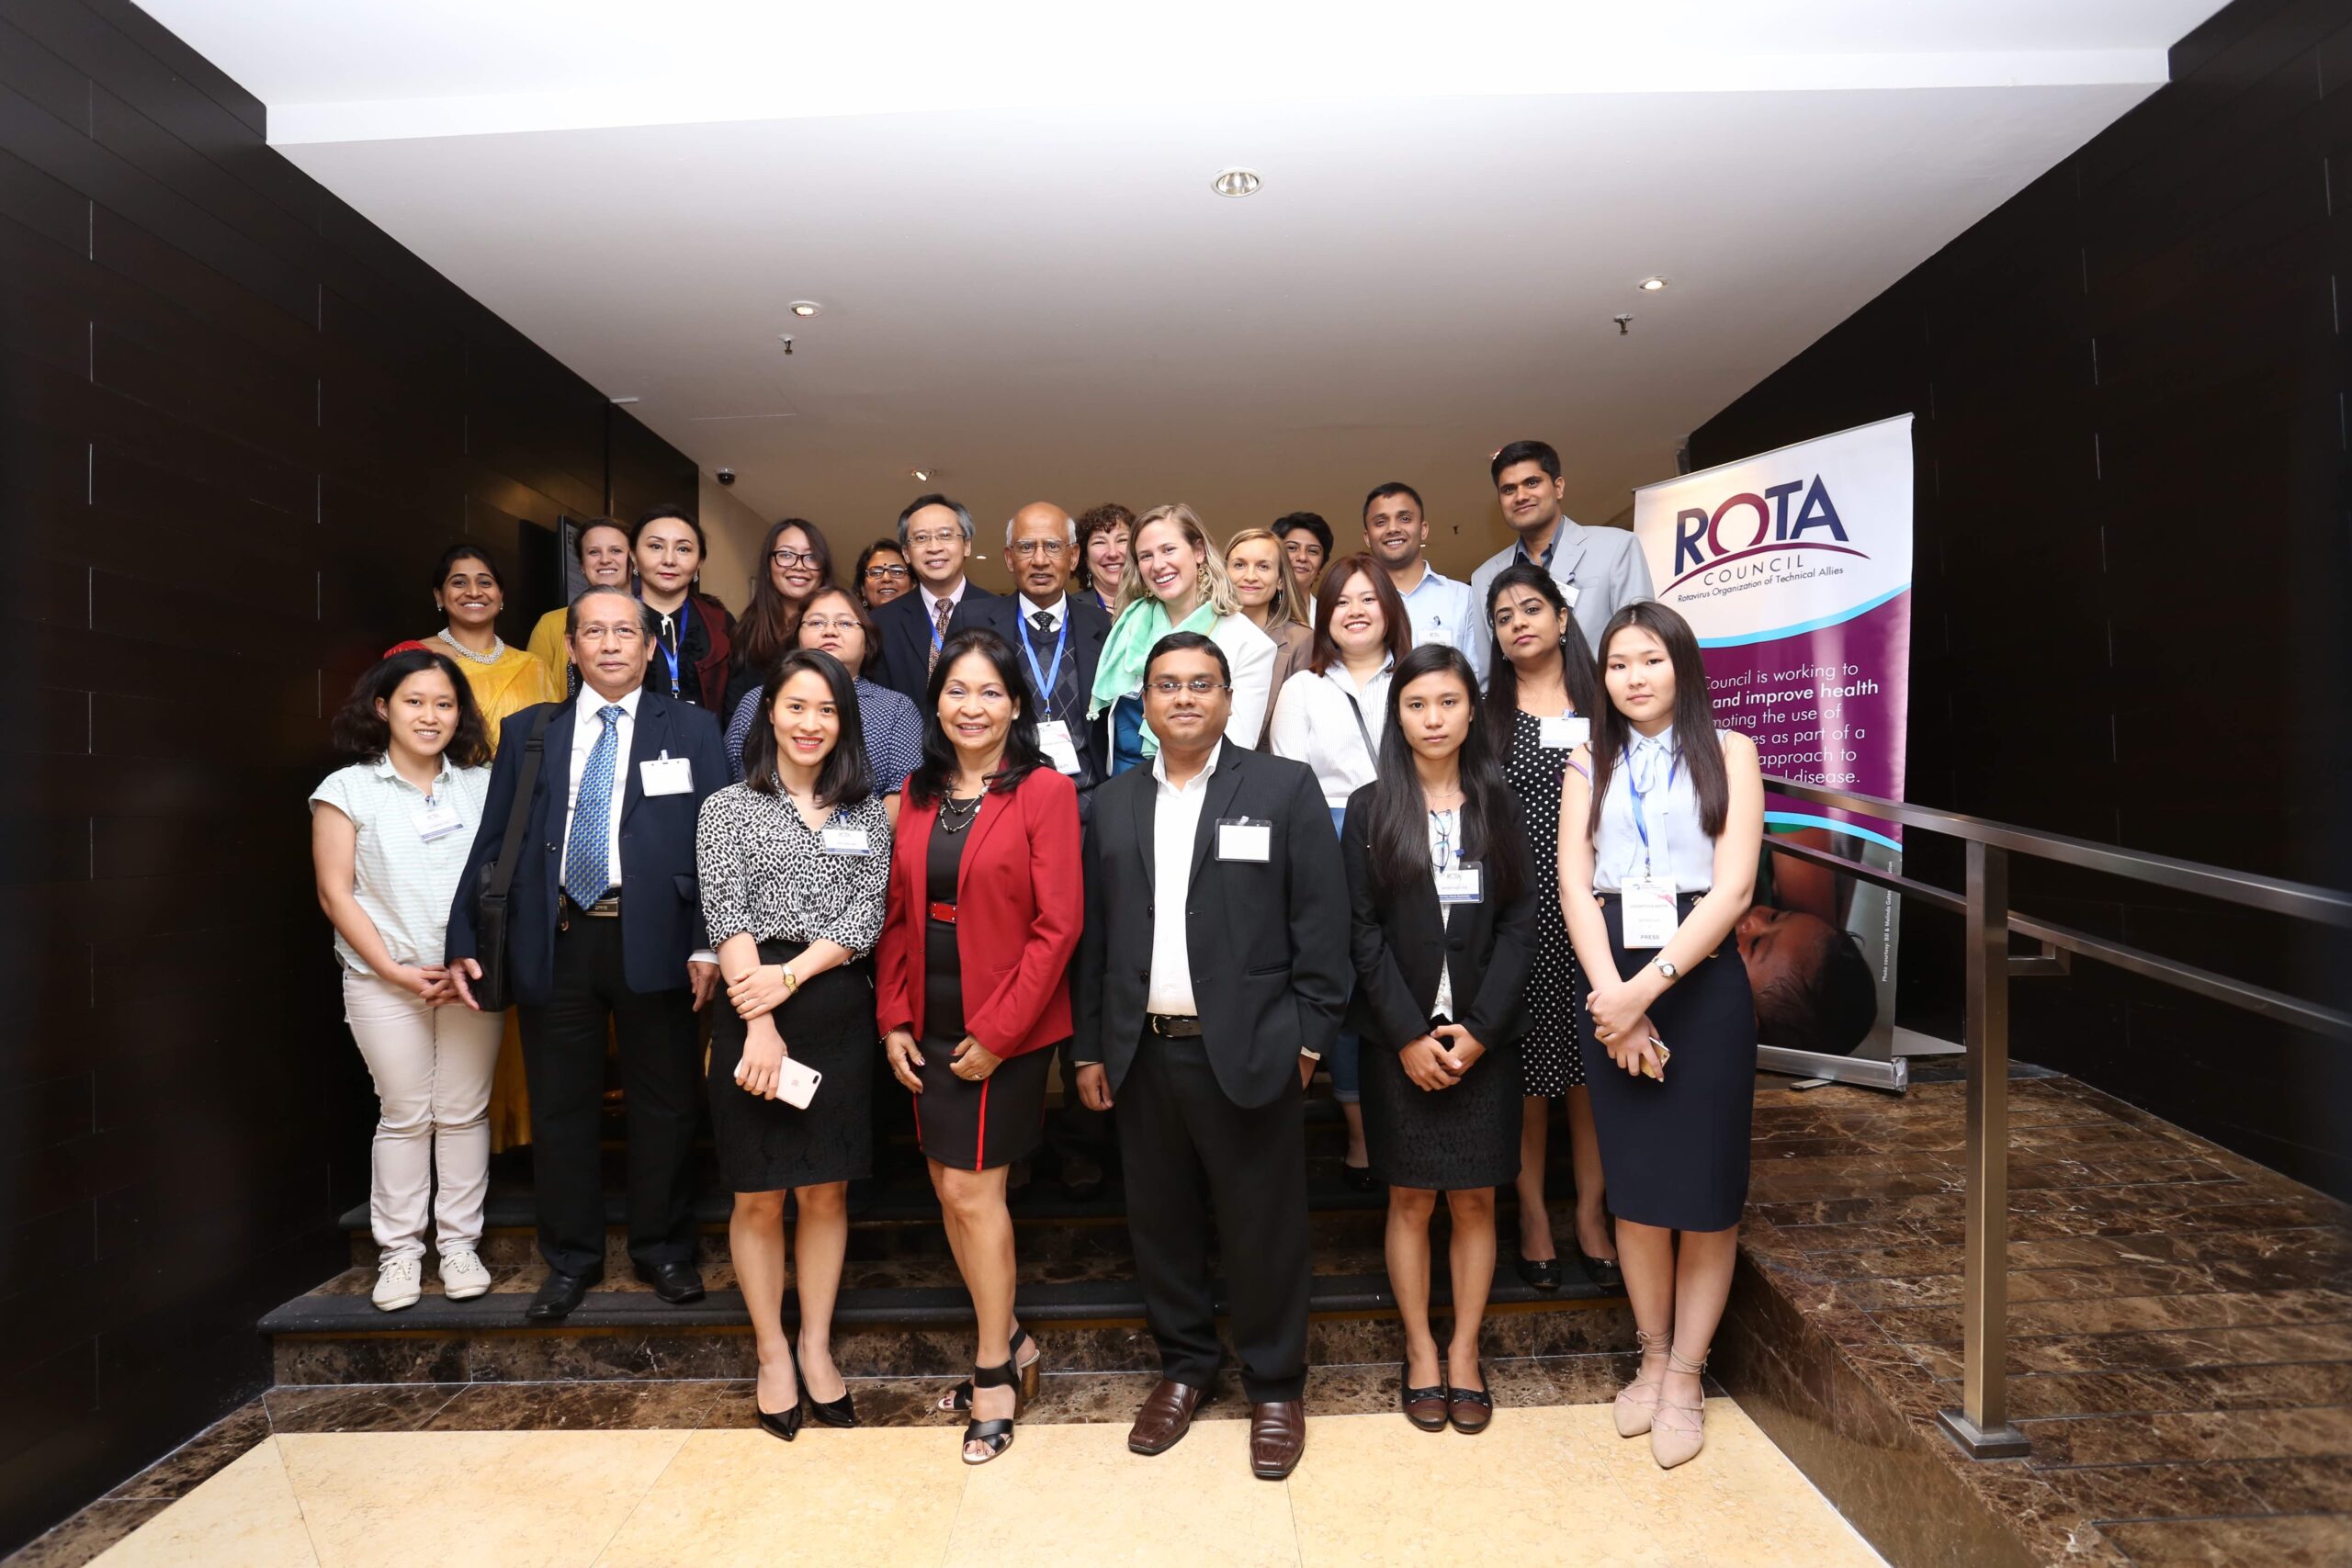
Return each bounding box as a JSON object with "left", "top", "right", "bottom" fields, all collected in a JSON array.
[
  {"left": 1582, "top": 1402, "right": 1886, "bottom": 1567},
  {"left": 941, "top": 1417, "right": 1302, "bottom": 1568},
  {"left": 275, "top": 1430, "right": 686, "bottom": 1568},
  {"left": 594, "top": 1427, "right": 962, "bottom": 1567},
  {"left": 90, "top": 1441, "right": 319, "bottom": 1568}
]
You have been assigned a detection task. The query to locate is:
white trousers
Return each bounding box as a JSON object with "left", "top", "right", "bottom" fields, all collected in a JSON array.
[{"left": 343, "top": 970, "right": 504, "bottom": 1262}]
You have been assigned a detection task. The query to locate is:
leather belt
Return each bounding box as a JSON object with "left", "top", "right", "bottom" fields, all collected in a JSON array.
[
  {"left": 1148, "top": 1013, "right": 1203, "bottom": 1037},
  {"left": 564, "top": 893, "right": 623, "bottom": 919},
  {"left": 927, "top": 901, "right": 958, "bottom": 924}
]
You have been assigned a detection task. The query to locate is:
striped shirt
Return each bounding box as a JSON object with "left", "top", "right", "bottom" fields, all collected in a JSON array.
[{"left": 309, "top": 754, "right": 492, "bottom": 975}]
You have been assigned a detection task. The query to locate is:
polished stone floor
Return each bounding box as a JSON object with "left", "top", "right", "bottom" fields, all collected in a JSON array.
[{"left": 6, "top": 1373, "right": 1883, "bottom": 1568}]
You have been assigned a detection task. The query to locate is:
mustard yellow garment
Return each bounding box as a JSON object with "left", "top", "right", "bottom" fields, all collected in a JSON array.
[{"left": 525, "top": 607, "right": 571, "bottom": 696}]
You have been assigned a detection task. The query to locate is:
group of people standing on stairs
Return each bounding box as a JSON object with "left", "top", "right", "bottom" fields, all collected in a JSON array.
[{"left": 306, "top": 434, "right": 1766, "bottom": 1478}]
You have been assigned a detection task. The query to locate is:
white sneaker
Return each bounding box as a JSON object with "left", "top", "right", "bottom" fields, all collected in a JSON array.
[
  {"left": 372, "top": 1257, "right": 423, "bottom": 1311},
  {"left": 438, "top": 1247, "right": 493, "bottom": 1300}
]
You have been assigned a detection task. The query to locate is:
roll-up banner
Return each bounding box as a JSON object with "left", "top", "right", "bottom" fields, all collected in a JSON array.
[{"left": 1631, "top": 414, "right": 1914, "bottom": 1082}]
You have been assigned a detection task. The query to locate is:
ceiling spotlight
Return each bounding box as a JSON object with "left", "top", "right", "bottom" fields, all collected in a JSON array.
[
  {"left": 1211, "top": 167, "right": 1262, "bottom": 198},
  {"left": 788, "top": 300, "right": 821, "bottom": 317},
  {"left": 910, "top": 467, "right": 933, "bottom": 482},
  {"left": 1636, "top": 276, "right": 1668, "bottom": 292}
]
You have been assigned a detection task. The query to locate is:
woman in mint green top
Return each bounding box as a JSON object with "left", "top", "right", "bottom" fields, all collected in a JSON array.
[{"left": 1088, "top": 503, "right": 1275, "bottom": 773}]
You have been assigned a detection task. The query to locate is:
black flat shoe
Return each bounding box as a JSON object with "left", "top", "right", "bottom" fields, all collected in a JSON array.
[
  {"left": 1059, "top": 1150, "right": 1106, "bottom": 1202},
  {"left": 797, "top": 1350, "right": 856, "bottom": 1428},
  {"left": 1578, "top": 1251, "right": 1625, "bottom": 1291},
  {"left": 1400, "top": 1359, "right": 1450, "bottom": 1433},
  {"left": 1448, "top": 1362, "right": 1495, "bottom": 1436},
  {"left": 632, "top": 1259, "right": 707, "bottom": 1304},
  {"left": 524, "top": 1268, "right": 601, "bottom": 1322},
  {"left": 1516, "top": 1257, "right": 1562, "bottom": 1292},
  {"left": 1340, "top": 1162, "right": 1379, "bottom": 1193}
]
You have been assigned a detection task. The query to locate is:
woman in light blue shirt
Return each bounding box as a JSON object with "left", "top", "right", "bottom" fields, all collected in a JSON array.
[{"left": 1560, "top": 603, "right": 1762, "bottom": 1472}]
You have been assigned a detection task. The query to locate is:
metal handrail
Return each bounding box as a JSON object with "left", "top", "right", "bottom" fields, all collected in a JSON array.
[{"left": 1756, "top": 775, "right": 2352, "bottom": 1461}]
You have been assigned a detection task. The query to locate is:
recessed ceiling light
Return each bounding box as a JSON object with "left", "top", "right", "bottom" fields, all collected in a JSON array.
[
  {"left": 1212, "top": 167, "right": 1262, "bottom": 198},
  {"left": 1637, "top": 276, "right": 1668, "bottom": 292},
  {"left": 788, "top": 300, "right": 821, "bottom": 317},
  {"left": 910, "top": 467, "right": 933, "bottom": 482}
]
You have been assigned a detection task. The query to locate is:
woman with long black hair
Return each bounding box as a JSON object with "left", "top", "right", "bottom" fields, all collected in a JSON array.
[
  {"left": 1343, "top": 643, "right": 1540, "bottom": 1435},
  {"left": 1480, "top": 562, "right": 1617, "bottom": 1292},
  {"left": 1561, "top": 601, "right": 1763, "bottom": 1469},
  {"left": 731, "top": 516, "right": 836, "bottom": 694}
]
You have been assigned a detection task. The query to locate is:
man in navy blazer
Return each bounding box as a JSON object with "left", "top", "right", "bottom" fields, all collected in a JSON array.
[
  {"left": 447, "top": 585, "right": 728, "bottom": 1322},
  {"left": 870, "top": 492, "right": 997, "bottom": 705}
]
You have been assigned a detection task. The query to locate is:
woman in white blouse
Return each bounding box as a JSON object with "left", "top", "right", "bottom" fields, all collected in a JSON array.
[{"left": 1270, "top": 551, "right": 1413, "bottom": 1184}]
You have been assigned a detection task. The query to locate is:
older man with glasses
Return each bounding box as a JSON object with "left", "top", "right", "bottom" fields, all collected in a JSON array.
[{"left": 869, "top": 493, "right": 997, "bottom": 706}]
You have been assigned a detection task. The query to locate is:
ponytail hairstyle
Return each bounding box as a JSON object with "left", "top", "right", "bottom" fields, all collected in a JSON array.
[
  {"left": 1480, "top": 562, "right": 1599, "bottom": 762},
  {"left": 1587, "top": 601, "right": 1727, "bottom": 839},
  {"left": 1365, "top": 644, "right": 1530, "bottom": 906}
]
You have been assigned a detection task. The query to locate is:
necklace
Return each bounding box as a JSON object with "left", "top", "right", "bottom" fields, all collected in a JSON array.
[
  {"left": 936, "top": 792, "right": 984, "bottom": 835},
  {"left": 436, "top": 627, "right": 506, "bottom": 665}
]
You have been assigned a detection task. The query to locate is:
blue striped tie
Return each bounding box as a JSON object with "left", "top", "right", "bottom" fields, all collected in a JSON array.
[{"left": 563, "top": 705, "right": 625, "bottom": 907}]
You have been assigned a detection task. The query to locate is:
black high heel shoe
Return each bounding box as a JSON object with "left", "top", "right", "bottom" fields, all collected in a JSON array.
[
  {"left": 755, "top": 1363, "right": 803, "bottom": 1442},
  {"left": 797, "top": 1348, "right": 856, "bottom": 1429},
  {"left": 941, "top": 1325, "right": 1040, "bottom": 1413},
  {"left": 962, "top": 1358, "right": 1019, "bottom": 1465},
  {"left": 1340, "top": 1161, "right": 1380, "bottom": 1193}
]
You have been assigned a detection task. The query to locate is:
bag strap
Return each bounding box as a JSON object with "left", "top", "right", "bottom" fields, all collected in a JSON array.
[{"left": 486, "top": 706, "right": 558, "bottom": 899}]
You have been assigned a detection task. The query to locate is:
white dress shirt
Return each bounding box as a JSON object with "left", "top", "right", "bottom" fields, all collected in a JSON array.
[
  {"left": 1015, "top": 592, "right": 1066, "bottom": 635},
  {"left": 1144, "top": 740, "right": 1223, "bottom": 1015},
  {"left": 1395, "top": 561, "right": 1479, "bottom": 656},
  {"left": 919, "top": 579, "right": 968, "bottom": 631},
  {"left": 560, "top": 684, "right": 641, "bottom": 893},
  {"left": 1269, "top": 658, "right": 1394, "bottom": 808}
]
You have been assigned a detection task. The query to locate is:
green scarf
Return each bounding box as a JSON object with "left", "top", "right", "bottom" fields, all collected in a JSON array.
[{"left": 1089, "top": 596, "right": 1218, "bottom": 757}]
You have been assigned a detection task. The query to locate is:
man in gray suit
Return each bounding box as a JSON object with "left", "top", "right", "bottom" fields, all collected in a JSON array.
[{"left": 1465, "top": 438, "right": 1654, "bottom": 683}]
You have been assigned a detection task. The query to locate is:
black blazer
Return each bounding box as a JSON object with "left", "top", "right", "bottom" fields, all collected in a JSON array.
[
  {"left": 444, "top": 685, "right": 727, "bottom": 1005},
  {"left": 946, "top": 592, "right": 1114, "bottom": 784},
  {"left": 1340, "top": 784, "right": 1540, "bottom": 1052},
  {"left": 1072, "top": 743, "right": 1350, "bottom": 1108},
  {"left": 871, "top": 581, "right": 998, "bottom": 707}
]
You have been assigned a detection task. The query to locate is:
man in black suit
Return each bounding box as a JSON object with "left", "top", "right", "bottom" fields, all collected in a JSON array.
[
  {"left": 446, "top": 585, "right": 729, "bottom": 1322},
  {"left": 951, "top": 500, "right": 1117, "bottom": 1197},
  {"left": 1073, "top": 632, "right": 1350, "bottom": 1481},
  {"left": 869, "top": 492, "right": 996, "bottom": 705}
]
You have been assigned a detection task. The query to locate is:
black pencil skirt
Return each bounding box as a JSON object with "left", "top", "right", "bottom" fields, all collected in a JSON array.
[
  {"left": 1578, "top": 896, "right": 1756, "bottom": 1233},
  {"left": 707, "top": 941, "right": 874, "bottom": 1192}
]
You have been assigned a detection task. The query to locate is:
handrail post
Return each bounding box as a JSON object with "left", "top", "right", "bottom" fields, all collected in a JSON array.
[{"left": 1937, "top": 841, "right": 2031, "bottom": 1460}]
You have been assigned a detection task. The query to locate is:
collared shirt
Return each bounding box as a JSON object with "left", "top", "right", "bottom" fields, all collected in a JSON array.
[
  {"left": 1145, "top": 740, "right": 1223, "bottom": 1015},
  {"left": 1016, "top": 592, "right": 1067, "bottom": 636},
  {"left": 1593, "top": 725, "right": 1722, "bottom": 893},
  {"left": 310, "top": 752, "right": 492, "bottom": 974},
  {"left": 561, "top": 684, "right": 643, "bottom": 893},
  {"left": 1394, "top": 561, "right": 1478, "bottom": 655},
  {"left": 1268, "top": 658, "right": 1393, "bottom": 808},
  {"left": 919, "top": 580, "right": 967, "bottom": 626}
]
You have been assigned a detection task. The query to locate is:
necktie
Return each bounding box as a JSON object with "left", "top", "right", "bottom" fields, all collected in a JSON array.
[
  {"left": 1629, "top": 732, "right": 1672, "bottom": 878},
  {"left": 928, "top": 596, "right": 954, "bottom": 671},
  {"left": 1030, "top": 609, "right": 1055, "bottom": 637},
  {"left": 563, "top": 705, "right": 625, "bottom": 907}
]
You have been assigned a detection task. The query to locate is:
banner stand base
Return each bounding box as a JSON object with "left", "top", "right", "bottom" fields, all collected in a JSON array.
[{"left": 1758, "top": 1046, "right": 1908, "bottom": 1093}]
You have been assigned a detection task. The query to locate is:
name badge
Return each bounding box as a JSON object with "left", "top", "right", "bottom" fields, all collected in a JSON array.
[
  {"left": 640, "top": 753, "right": 694, "bottom": 795},
  {"left": 1216, "top": 818, "right": 1272, "bottom": 863},
  {"left": 1036, "top": 719, "right": 1083, "bottom": 777},
  {"left": 415, "top": 798, "right": 466, "bottom": 842},
  {"left": 1620, "top": 875, "right": 1680, "bottom": 950},
  {"left": 1434, "top": 863, "right": 1485, "bottom": 905},
  {"left": 819, "top": 825, "right": 872, "bottom": 856},
  {"left": 1538, "top": 715, "right": 1589, "bottom": 751},
  {"left": 1562, "top": 581, "right": 1581, "bottom": 609}
]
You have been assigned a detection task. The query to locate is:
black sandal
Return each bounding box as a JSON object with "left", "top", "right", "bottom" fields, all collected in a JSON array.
[
  {"left": 961, "top": 1357, "right": 1019, "bottom": 1465},
  {"left": 940, "top": 1325, "right": 1039, "bottom": 1413}
]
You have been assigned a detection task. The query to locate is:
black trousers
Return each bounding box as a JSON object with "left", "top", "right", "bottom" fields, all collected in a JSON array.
[
  {"left": 517, "top": 913, "right": 702, "bottom": 1278},
  {"left": 1114, "top": 1026, "right": 1310, "bottom": 1403}
]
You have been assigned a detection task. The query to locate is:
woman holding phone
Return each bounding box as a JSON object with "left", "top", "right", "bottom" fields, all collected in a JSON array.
[
  {"left": 1343, "top": 644, "right": 1539, "bottom": 1435},
  {"left": 1559, "top": 602, "right": 1763, "bottom": 1470},
  {"left": 697, "top": 648, "right": 891, "bottom": 1441}
]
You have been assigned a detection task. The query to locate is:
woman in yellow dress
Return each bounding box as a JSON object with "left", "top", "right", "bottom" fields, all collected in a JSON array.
[{"left": 401, "top": 544, "right": 560, "bottom": 1151}]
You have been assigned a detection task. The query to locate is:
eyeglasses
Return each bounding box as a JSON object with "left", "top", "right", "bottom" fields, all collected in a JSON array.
[
  {"left": 864, "top": 564, "right": 911, "bottom": 581},
  {"left": 770, "top": 548, "right": 822, "bottom": 568},
  {"left": 1009, "top": 539, "right": 1069, "bottom": 559},
  {"left": 1147, "top": 677, "right": 1230, "bottom": 696},
  {"left": 906, "top": 529, "right": 963, "bottom": 548}
]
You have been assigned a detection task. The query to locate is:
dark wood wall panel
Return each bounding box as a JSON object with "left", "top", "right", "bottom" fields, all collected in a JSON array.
[
  {"left": 0, "top": 2, "right": 708, "bottom": 1550},
  {"left": 1690, "top": 0, "right": 2352, "bottom": 1198}
]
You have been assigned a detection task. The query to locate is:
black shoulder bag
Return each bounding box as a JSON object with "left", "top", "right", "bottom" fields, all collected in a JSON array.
[{"left": 469, "top": 706, "right": 557, "bottom": 1013}]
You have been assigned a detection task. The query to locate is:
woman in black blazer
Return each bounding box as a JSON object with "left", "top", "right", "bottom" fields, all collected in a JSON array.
[{"left": 1342, "top": 643, "right": 1540, "bottom": 1437}]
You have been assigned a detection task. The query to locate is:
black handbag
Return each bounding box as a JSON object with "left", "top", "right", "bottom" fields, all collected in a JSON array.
[{"left": 469, "top": 706, "right": 557, "bottom": 1013}]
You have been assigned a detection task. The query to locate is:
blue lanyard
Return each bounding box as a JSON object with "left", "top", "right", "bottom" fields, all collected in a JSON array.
[
  {"left": 650, "top": 595, "right": 692, "bottom": 698},
  {"left": 1623, "top": 744, "right": 1681, "bottom": 874},
  {"left": 1018, "top": 605, "right": 1069, "bottom": 712}
]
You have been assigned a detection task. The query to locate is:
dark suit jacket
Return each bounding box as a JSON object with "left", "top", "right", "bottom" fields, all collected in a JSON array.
[
  {"left": 444, "top": 685, "right": 727, "bottom": 1005},
  {"left": 946, "top": 592, "right": 1113, "bottom": 786},
  {"left": 1072, "top": 743, "right": 1349, "bottom": 1108},
  {"left": 1339, "top": 784, "right": 1540, "bottom": 1052},
  {"left": 871, "top": 581, "right": 998, "bottom": 706}
]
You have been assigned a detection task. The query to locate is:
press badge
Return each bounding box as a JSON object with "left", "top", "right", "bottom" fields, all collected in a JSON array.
[
  {"left": 414, "top": 797, "right": 466, "bottom": 842},
  {"left": 1036, "top": 719, "right": 1083, "bottom": 777},
  {"left": 639, "top": 753, "right": 694, "bottom": 795},
  {"left": 1538, "top": 715, "right": 1589, "bottom": 750},
  {"left": 1619, "top": 876, "right": 1679, "bottom": 949},
  {"left": 819, "top": 825, "right": 872, "bottom": 856},
  {"left": 1434, "top": 863, "right": 1485, "bottom": 905},
  {"left": 1216, "top": 818, "right": 1272, "bottom": 863}
]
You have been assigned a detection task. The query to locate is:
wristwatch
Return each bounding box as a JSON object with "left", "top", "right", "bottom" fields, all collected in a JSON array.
[
  {"left": 777, "top": 965, "right": 800, "bottom": 994},
  {"left": 1653, "top": 958, "right": 1680, "bottom": 983}
]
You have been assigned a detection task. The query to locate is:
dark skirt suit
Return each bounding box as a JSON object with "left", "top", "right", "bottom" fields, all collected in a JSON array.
[
  {"left": 1340, "top": 785, "right": 1542, "bottom": 1191},
  {"left": 875, "top": 767, "right": 1083, "bottom": 1171}
]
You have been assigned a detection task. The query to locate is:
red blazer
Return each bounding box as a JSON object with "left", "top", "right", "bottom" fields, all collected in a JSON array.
[{"left": 876, "top": 767, "right": 1081, "bottom": 1059}]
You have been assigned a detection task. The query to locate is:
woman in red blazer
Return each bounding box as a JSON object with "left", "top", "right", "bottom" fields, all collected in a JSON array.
[{"left": 876, "top": 629, "right": 1081, "bottom": 1466}]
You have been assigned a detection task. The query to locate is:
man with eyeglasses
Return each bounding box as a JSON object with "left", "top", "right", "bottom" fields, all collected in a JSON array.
[
  {"left": 870, "top": 492, "right": 997, "bottom": 706},
  {"left": 1072, "top": 632, "right": 1348, "bottom": 1482}
]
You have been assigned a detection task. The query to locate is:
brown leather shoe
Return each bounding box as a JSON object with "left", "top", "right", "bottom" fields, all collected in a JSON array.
[
  {"left": 1249, "top": 1400, "right": 1306, "bottom": 1479},
  {"left": 1127, "top": 1378, "right": 1210, "bottom": 1456}
]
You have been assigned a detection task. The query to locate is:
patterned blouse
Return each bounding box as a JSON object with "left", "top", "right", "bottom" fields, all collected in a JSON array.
[{"left": 695, "top": 784, "right": 891, "bottom": 955}]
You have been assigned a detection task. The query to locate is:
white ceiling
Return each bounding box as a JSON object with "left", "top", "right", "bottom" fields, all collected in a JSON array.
[{"left": 141, "top": 1, "right": 2225, "bottom": 579}]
